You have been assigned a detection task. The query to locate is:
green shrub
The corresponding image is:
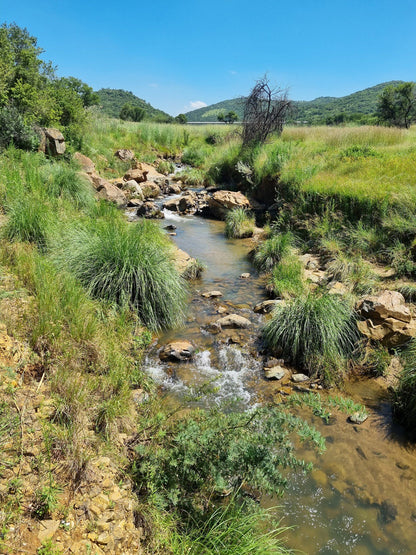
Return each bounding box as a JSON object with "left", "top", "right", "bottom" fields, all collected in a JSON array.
[
  {"left": 253, "top": 232, "right": 294, "bottom": 272},
  {"left": 225, "top": 208, "right": 255, "bottom": 239},
  {"left": 270, "top": 255, "right": 305, "bottom": 298},
  {"left": 42, "top": 164, "right": 94, "bottom": 209},
  {"left": 0, "top": 105, "right": 39, "bottom": 151},
  {"left": 394, "top": 340, "right": 416, "bottom": 433},
  {"left": 340, "top": 145, "right": 379, "bottom": 159},
  {"left": 399, "top": 284, "right": 416, "bottom": 302},
  {"left": 54, "top": 218, "right": 187, "bottom": 330},
  {"left": 263, "top": 292, "right": 358, "bottom": 379},
  {"left": 156, "top": 159, "right": 175, "bottom": 175}
]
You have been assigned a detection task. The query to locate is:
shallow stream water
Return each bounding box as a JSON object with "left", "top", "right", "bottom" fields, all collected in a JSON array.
[{"left": 141, "top": 207, "right": 416, "bottom": 554}]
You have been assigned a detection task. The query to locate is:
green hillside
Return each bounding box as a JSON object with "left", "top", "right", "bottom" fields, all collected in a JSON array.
[
  {"left": 185, "top": 81, "right": 408, "bottom": 124},
  {"left": 96, "top": 88, "right": 172, "bottom": 121}
]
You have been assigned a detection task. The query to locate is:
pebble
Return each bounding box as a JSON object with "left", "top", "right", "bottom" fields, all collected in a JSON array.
[
  {"left": 264, "top": 366, "right": 286, "bottom": 380},
  {"left": 291, "top": 373, "right": 310, "bottom": 383},
  {"left": 240, "top": 273, "right": 250, "bottom": 279},
  {"left": 349, "top": 412, "right": 368, "bottom": 424}
]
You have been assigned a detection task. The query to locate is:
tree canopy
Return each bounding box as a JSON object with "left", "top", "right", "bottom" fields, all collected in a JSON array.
[{"left": 377, "top": 82, "right": 416, "bottom": 128}]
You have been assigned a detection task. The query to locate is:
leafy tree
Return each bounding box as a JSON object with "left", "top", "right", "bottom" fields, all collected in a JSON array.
[
  {"left": 218, "top": 110, "right": 238, "bottom": 124},
  {"left": 56, "top": 77, "right": 99, "bottom": 107},
  {"left": 119, "top": 103, "right": 145, "bottom": 122},
  {"left": 175, "top": 113, "right": 187, "bottom": 124},
  {"left": 377, "top": 82, "right": 416, "bottom": 128}
]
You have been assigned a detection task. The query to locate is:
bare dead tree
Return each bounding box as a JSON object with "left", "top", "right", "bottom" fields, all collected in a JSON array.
[{"left": 242, "top": 76, "right": 292, "bottom": 146}]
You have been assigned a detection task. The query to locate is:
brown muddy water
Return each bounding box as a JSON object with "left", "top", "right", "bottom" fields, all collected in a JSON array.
[{"left": 141, "top": 207, "right": 416, "bottom": 554}]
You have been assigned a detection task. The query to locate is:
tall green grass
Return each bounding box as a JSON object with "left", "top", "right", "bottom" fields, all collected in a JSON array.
[
  {"left": 225, "top": 208, "right": 255, "bottom": 238},
  {"left": 395, "top": 339, "right": 416, "bottom": 434},
  {"left": 263, "top": 292, "right": 358, "bottom": 379},
  {"left": 53, "top": 217, "right": 187, "bottom": 330},
  {"left": 254, "top": 232, "right": 294, "bottom": 272},
  {"left": 270, "top": 255, "right": 305, "bottom": 298}
]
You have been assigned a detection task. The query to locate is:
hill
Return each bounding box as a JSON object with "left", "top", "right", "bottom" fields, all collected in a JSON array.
[
  {"left": 185, "top": 81, "right": 407, "bottom": 124},
  {"left": 96, "top": 88, "right": 172, "bottom": 121}
]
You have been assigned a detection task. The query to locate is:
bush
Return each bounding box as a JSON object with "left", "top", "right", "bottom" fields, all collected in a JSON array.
[
  {"left": 0, "top": 105, "right": 39, "bottom": 151},
  {"left": 42, "top": 163, "right": 94, "bottom": 209},
  {"left": 253, "top": 232, "right": 294, "bottom": 272},
  {"left": 394, "top": 340, "right": 416, "bottom": 433},
  {"left": 54, "top": 217, "right": 187, "bottom": 330},
  {"left": 270, "top": 255, "right": 305, "bottom": 298},
  {"left": 263, "top": 292, "right": 358, "bottom": 379},
  {"left": 225, "top": 208, "right": 255, "bottom": 239},
  {"left": 3, "top": 195, "right": 51, "bottom": 248}
]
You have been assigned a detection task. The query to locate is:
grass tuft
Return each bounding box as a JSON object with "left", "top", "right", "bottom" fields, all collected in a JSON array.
[
  {"left": 254, "top": 232, "right": 294, "bottom": 272},
  {"left": 225, "top": 208, "right": 255, "bottom": 238}
]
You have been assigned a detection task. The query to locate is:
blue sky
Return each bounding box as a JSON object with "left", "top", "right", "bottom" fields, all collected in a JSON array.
[{"left": 2, "top": 0, "right": 415, "bottom": 115}]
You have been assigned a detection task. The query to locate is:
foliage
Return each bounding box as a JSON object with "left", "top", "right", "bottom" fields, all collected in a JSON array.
[
  {"left": 182, "top": 258, "right": 206, "bottom": 280},
  {"left": 96, "top": 88, "right": 173, "bottom": 121},
  {"left": 53, "top": 217, "right": 187, "bottom": 330},
  {"left": 253, "top": 232, "right": 294, "bottom": 272},
  {"left": 270, "top": 255, "right": 305, "bottom": 298},
  {"left": 394, "top": 339, "right": 416, "bottom": 433},
  {"left": 225, "top": 208, "right": 255, "bottom": 238},
  {"left": 0, "top": 104, "right": 39, "bottom": 150},
  {"left": 377, "top": 82, "right": 416, "bottom": 128},
  {"left": 218, "top": 110, "right": 238, "bottom": 124},
  {"left": 120, "top": 102, "right": 145, "bottom": 122},
  {"left": 263, "top": 292, "right": 358, "bottom": 378},
  {"left": 175, "top": 113, "right": 187, "bottom": 124},
  {"left": 133, "top": 404, "right": 324, "bottom": 514}
]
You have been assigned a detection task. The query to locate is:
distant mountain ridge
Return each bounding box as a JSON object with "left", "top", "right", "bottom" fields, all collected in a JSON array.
[
  {"left": 184, "top": 81, "right": 408, "bottom": 123},
  {"left": 96, "top": 88, "right": 172, "bottom": 121}
]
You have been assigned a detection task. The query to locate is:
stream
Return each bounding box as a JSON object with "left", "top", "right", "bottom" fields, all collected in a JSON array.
[{"left": 138, "top": 204, "right": 416, "bottom": 554}]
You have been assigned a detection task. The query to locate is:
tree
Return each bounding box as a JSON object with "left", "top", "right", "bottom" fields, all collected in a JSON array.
[
  {"left": 377, "top": 82, "right": 416, "bottom": 129},
  {"left": 218, "top": 110, "right": 238, "bottom": 124},
  {"left": 119, "top": 103, "right": 145, "bottom": 122},
  {"left": 175, "top": 113, "right": 187, "bottom": 124},
  {"left": 56, "top": 77, "right": 99, "bottom": 107},
  {"left": 242, "top": 76, "right": 292, "bottom": 146}
]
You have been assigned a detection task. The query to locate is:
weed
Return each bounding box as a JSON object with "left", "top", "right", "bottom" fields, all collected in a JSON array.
[
  {"left": 253, "top": 232, "right": 294, "bottom": 272},
  {"left": 225, "top": 208, "right": 255, "bottom": 238}
]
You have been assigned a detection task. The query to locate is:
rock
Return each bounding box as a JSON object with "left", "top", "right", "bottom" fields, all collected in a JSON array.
[
  {"left": 207, "top": 190, "right": 251, "bottom": 220},
  {"left": 38, "top": 519, "right": 60, "bottom": 542},
  {"left": 90, "top": 175, "right": 127, "bottom": 206},
  {"left": 357, "top": 290, "right": 416, "bottom": 347},
  {"left": 164, "top": 224, "right": 177, "bottom": 231},
  {"left": 163, "top": 198, "right": 180, "bottom": 211},
  {"left": 127, "top": 198, "right": 143, "bottom": 207},
  {"left": 140, "top": 181, "right": 161, "bottom": 199},
  {"left": 328, "top": 281, "right": 349, "bottom": 295},
  {"left": 159, "top": 341, "right": 195, "bottom": 362},
  {"left": 38, "top": 127, "right": 66, "bottom": 156},
  {"left": 264, "top": 357, "right": 284, "bottom": 368},
  {"left": 136, "top": 201, "right": 163, "bottom": 219},
  {"left": 299, "top": 253, "right": 321, "bottom": 270},
  {"left": 178, "top": 192, "right": 197, "bottom": 213},
  {"left": 167, "top": 183, "right": 181, "bottom": 194},
  {"left": 202, "top": 291, "right": 223, "bottom": 298},
  {"left": 240, "top": 273, "right": 250, "bottom": 279},
  {"left": 122, "top": 179, "right": 144, "bottom": 197},
  {"left": 215, "top": 314, "right": 251, "bottom": 329},
  {"left": 114, "top": 148, "right": 135, "bottom": 161},
  {"left": 172, "top": 247, "right": 196, "bottom": 275},
  {"left": 264, "top": 366, "right": 287, "bottom": 380},
  {"left": 73, "top": 152, "right": 95, "bottom": 174},
  {"left": 349, "top": 412, "right": 368, "bottom": 424},
  {"left": 254, "top": 299, "right": 283, "bottom": 314},
  {"left": 207, "top": 322, "right": 222, "bottom": 334},
  {"left": 123, "top": 168, "right": 148, "bottom": 184},
  {"left": 291, "top": 373, "right": 310, "bottom": 383}
]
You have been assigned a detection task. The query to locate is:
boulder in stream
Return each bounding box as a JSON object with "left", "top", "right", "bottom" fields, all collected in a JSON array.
[
  {"left": 207, "top": 190, "right": 250, "bottom": 220},
  {"left": 159, "top": 341, "right": 195, "bottom": 362},
  {"left": 215, "top": 314, "right": 252, "bottom": 329}
]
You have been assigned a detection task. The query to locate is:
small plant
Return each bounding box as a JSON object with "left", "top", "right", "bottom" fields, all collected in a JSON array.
[
  {"left": 37, "top": 539, "right": 62, "bottom": 555},
  {"left": 32, "top": 483, "right": 61, "bottom": 519},
  {"left": 270, "top": 255, "right": 305, "bottom": 298},
  {"left": 263, "top": 292, "right": 358, "bottom": 379},
  {"left": 156, "top": 160, "right": 175, "bottom": 175},
  {"left": 361, "top": 344, "right": 391, "bottom": 376},
  {"left": 182, "top": 258, "right": 206, "bottom": 280},
  {"left": 253, "top": 232, "right": 294, "bottom": 272},
  {"left": 399, "top": 284, "right": 416, "bottom": 302},
  {"left": 225, "top": 208, "right": 255, "bottom": 239},
  {"left": 340, "top": 145, "right": 378, "bottom": 159}
]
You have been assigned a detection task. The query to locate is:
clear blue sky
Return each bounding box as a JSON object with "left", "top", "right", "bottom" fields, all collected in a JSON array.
[{"left": 2, "top": 0, "right": 415, "bottom": 115}]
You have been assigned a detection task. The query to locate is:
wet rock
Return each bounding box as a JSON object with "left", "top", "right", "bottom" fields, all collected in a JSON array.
[
  {"left": 349, "top": 412, "right": 368, "bottom": 424},
  {"left": 164, "top": 224, "right": 177, "bottom": 231},
  {"left": 167, "top": 183, "right": 181, "bottom": 194},
  {"left": 357, "top": 290, "right": 416, "bottom": 347},
  {"left": 136, "top": 201, "right": 163, "bottom": 219},
  {"left": 140, "top": 181, "right": 161, "bottom": 199},
  {"left": 264, "top": 365, "right": 287, "bottom": 380},
  {"left": 178, "top": 192, "right": 197, "bottom": 212},
  {"left": 240, "top": 273, "right": 250, "bottom": 279},
  {"left": 207, "top": 190, "right": 251, "bottom": 220},
  {"left": 377, "top": 500, "right": 398, "bottom": 524},
  {"left": 115, "top": 148, "right": 135, "bottom": 161},
  {"left": 264, "top": 357, "right": 284, "bottom": 368},
  {"left": 291, "top": 373, "right": 309, "bottom": 383},
  {"left": 206, "top": 322, "right": 222, "bottom": 334},
  {"left": 164, "top": 198, "right": 180, "bottom": 211},
  {"left": 215, "top": 314, "right": 251, "bottom": 329},
  {"left": 202, "top": 291, "right": 223, "bottom": 298},
  {"left": 159, "top": 341, "right": 195, "bottom": 362},
  {"left": 254, "top": 299, "right": 283, "bottom": 314}
]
